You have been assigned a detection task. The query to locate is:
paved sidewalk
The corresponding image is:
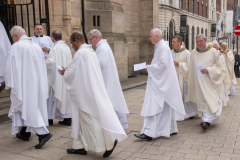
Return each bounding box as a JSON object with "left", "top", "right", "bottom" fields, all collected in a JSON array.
[
  {"left": 1, "top": 78, "right": 240, "bottom": 160},
  {"left": 0, "top": 75, "right": 148, "bottom": 123}
]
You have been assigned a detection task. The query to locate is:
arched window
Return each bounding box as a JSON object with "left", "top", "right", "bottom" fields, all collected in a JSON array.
[
  {"left": 192, "top": 26, "right": 195, "bottom": 49},
  {"left": 197, "top": 27, "right": 199, "bottom": 35},
  {"left": 205, "top": 29, "right": 207, "bottom": 38},
  {"left": 201, "top": 28, "right": 203, "bottom": 34}
]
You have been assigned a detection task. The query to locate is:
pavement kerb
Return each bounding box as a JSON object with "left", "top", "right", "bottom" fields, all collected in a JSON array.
[{"left": 122, "top": 81, "right": 147, "bottom": 91}]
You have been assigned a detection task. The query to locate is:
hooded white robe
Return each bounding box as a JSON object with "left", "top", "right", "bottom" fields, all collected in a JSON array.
[
  {"left": 64, "top": 44, "right": 127, "bottom": 152},
  {"left": 4, "top": 36, "right": 49, "bottom": 135},
  {"left": 172, "top": 46, "right": 198, "bottom": 119},
  {"left": 95, "top": 39, "right": 129, "bottom": 129},
  {"left": 0, "top": 21, "right": 11, "bottom": 85},
  {"left": 45, "top": 40, "right": 72, "bottom": 119},
  {"left": 31, "top": 35, "right": 54, "bottom": 56},
  {"left": 188, "top": 46, "right": 224, "bottom": 123},
  {"left": 140, "top": 40, "right": 185, "bottom": 138}
]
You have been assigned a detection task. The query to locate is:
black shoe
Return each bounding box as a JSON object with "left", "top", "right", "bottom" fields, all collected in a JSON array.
[
  {"left": 35, "top": 133, "right": 52, "bottom": 149},
  {"left": 170, "top": 132, "right": 177, "bottom": 135},
  {"left": 48, "top": 119, "right": 53, "bottom": 126},
  {"left": 103, "top": 139, "right": 118, "bottom": 157},
  {"left": 59, "top": 118, "right": 71, "bottom": 126},
  {"left": 67, "top": 148, "right": 87, "bottom": 155},
  {"left": 201, "top": 122, "right": 210, "bottom": 129},
  {"left": 189, "top": 116, "right": 195, "bottom": 119},
  {"left": 134, "top": 134, "right": 152, "bottom": 141},
  {"left": 16, "top": 133, "right": 29, "bottom": 141}
]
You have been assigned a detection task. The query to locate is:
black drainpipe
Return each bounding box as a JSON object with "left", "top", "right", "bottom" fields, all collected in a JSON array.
[{"left": 81, "top": 0, "right": 88, "bottom": 44}]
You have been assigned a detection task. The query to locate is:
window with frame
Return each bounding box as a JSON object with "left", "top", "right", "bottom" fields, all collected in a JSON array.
[
  {"left": 169, "top": 0, "right": 172, "bottom": 5},
  {"left": 180, "top": 0, "right": 182, "bottom": 9},
  {"left": 223, "top": 0, "right": 225, "bottom": 10},
  {"left": 216, "top": 13, "right": 220, "bottom": 22},
  {"left": 197, "top": 2, "right": 199, "bottom": 15},
  {"left": 206, "top": 6, "right": 208, "bottom": 18},
  {"left": 192, "top": 26, "right": 195, "bottom": 49},
  {"left": 192, "top": 0, "right": 194, "bottom": 13},
  {"left": 201, "top": 4, "right": 203, "bottom": 16},
  {"left": 186, "top": 0, "right": 189, "bottom": 11}
]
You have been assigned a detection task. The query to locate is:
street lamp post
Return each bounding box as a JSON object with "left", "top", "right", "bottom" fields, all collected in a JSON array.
[{"left": 81, "top": 0, "right": 88, "bottom": 44}]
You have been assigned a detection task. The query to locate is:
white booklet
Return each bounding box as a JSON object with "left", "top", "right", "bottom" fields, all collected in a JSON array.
[
  {"left": 134, "top": 62, "right": 147, "bottom": 71},
  {"left": 172, "top": 54, "right": 176, "bottom": 61},
  {"left": 39, "top": 43, "right": 47, "bottom": 48},
  {"left": 196, "top": 65, "right": 206, "bottom": 77}
]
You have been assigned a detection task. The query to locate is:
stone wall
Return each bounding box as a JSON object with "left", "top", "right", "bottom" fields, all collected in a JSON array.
[
  {"left": 139, "top": 0, "right": 158, "bottom": 75},
  {"left": 123, "top": 0, "right": 140, "bottom": 76},
  {"left": 85, "top": 0, "right": 128, "bottom": 82}
]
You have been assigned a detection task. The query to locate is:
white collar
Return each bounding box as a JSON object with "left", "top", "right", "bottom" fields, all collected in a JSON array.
[
  {"left": 198, "top": 45, "right": 208, "bottom": 51},
  {"left": 54, "top": 40, "right": 63, "bottom": 45},
  {"left": 19, "top": 35, "right": 27, "bottom": 41},
  {"left": 96, "top": 39, "right": 107, "bottom": 48}
]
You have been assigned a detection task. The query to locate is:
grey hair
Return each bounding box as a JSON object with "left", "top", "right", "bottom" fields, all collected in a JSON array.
[
  {"left": 196, "top": 34, "right": 207, "bottom": 40},
  {"left": 221, "top": 42, "right": 228, "bottom": 47},
  {"left": 10, "top": 26, "right": 25, "bottom": 36},
  {"left": 88, "top": 29, "right": 102, "bottom": 38},
  {"left": 151, "top": 28, "right": 163, "bottom": 38},
  {"left": 212, "top": 41, "right": 219, "bottom": 48}
]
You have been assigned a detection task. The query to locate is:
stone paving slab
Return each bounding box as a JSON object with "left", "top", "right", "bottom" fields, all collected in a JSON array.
[{"left": 0, "top": 78, "right": 240, "bottom": 159}]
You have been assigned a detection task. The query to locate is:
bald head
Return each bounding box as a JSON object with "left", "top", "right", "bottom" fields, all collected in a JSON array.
[
  {"left": 51, "top": 30, "right": 62, "bottom": 41},
  {"left": 149, "top": 28, "right": 163, "bottom": 44}
]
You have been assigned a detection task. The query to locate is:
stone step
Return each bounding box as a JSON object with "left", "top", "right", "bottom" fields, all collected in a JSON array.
[
  {"left": 0, "top": 89, "right": 10, "bottom": 98},
  {"left": 0, "top": 108, "right": 10, "bottom": 123},
  {"left": 0, "top": 88, "right": 11, "bottom": 124},
  {"left": 0, "top": 97, "right": 11, "bottom": 110}
]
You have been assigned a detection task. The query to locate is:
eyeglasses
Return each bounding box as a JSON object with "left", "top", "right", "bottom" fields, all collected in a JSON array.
[{"left": 89, "top": 36, "right": 95, "bottom": 41}]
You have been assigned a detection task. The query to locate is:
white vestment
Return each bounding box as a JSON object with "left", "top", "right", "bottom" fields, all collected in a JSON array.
[
  {"left": 220, "top": 50, "right": 237, "bottom": 95},
  {"left": 45, "top": 40, "right": 72, "bottom": 119},
  {"left": 188, "top": 46, "right": 224, "bottom": 123},
  {"left": 64, "top": 44, "right": 127, "bottom": 151},
  {"left": 31, "top": 35, "right": 54, "bottom": 56},
  {"left": 0, "top": 21, "right": 11, "bottom": 85},
  {"left": 172, "top": 46, "right": 198, "bottom": 119},
  {"left": 4, "top": 36, "right": 49, "bottom": 135},
  {"left": 95, "top": 39, "right": 129, "bottom": 129},
  {"left": 219, "top": 54, "right": 229, "bottom": 106},
  {"left": 141, "top": 40, "right": 185, "bottom": 138}
]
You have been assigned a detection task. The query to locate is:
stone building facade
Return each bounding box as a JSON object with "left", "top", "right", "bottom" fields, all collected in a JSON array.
[{"left": 2, "top": 0, "right": 239, "bottom": 82}]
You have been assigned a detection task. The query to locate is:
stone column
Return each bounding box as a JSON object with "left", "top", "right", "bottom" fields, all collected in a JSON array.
[{"left": 85, "top": 0, "right": 128, "bottom": 82}]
